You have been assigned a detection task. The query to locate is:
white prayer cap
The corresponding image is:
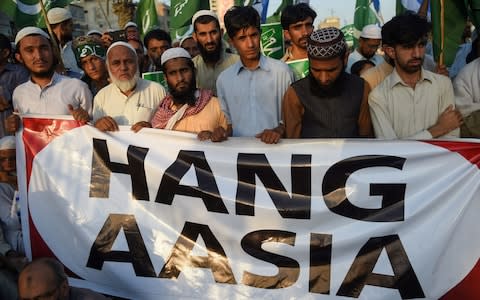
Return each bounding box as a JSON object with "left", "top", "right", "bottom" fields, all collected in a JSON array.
[
  {"left": 179, "top": 35, "right": 193, "bottom": 47},
  {"left": 15, "top": 26, "right": 50, "bottom": 46},
  {"left": 360, "top": 24, "right": 382, "bottom": 39},
  {"left": 47, "top": 7, "right": 72, "bottom": 25},
  {"left": 87, "top": 29, "right": 102, "bottom": 36},
  {"left": 0, "top": 136, "right": 15, "bottom": 150},
  {"left": 123, "top": 21, "right": 138, "bottom": 29},
  {"left": 192, "top": 10, "right": 218, "bottom": 26},
  {"left": 161, "top": 47, "right": 191, "bottom": 65},
  {"left": 106, "top": 41, "right": 137, "bottom": 57}
]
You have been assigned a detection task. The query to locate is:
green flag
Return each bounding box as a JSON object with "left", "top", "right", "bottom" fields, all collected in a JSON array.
[
  {"left": 260, "top": 22, "right": 284, "bottom": 59},
  {"left": 136, "top": 0, "right": 158, "bottom": 39},
  {"left": 170, "top": 0, "right": 209, "bottom": 41},
  {"left": 430, "top": 0, "right": 480, "bottom": 66},
  {"left": 341, "top": 24, "right": 355, "bottom": 49},
  {"left": 0, "top": 0, "right": 71, "bottom": 29},
  {"left": 265, "top": 0, "right": 293, "bottom": 23},
  {"left": 353, "top": 0, "right": 380, "bottom": 47}
]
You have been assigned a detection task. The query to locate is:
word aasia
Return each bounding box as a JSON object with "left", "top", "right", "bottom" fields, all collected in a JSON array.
[{"left": 86, "top": 139, "right": 424, "bottom": 298}]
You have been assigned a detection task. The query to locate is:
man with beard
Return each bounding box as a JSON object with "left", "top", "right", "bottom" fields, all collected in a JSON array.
[
  {"left": 192, "top": 10, "right": 239, "bottom": 95},
  {"left": 217, "top": 6, "right": 293, "bottom": 144},
  {"left": 73, "top": 36, "right": 109, "bottom": 95},
  {"left": 346, "top": 24, "right": 384, "bottom": 74},
  {"left": 369, "top": 13, "right": 462, "bottom": 139},
  {"left": 151, "top": 48, "right": 228, "bottom": 141},
  {"left": 283, "top": 27, "right": 372, "bottom": 138},
  {"left": 280, "top": 3, "right": 316, "bottom": 62},
  {"left": 5, "top": 27, "right": 92, "bottom": 133},
  {"left": 144, "top": 29, "right": 171, "bottom": 72},
  {"left": 47, "top": 7, "right": 83, "bottom": 76},
  {"left": 93, "top": 41, "right": 166, "bottom": 132}
]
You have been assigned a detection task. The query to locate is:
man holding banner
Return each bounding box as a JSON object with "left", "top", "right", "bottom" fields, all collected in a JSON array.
[
  {"left": 216, "top": 6, "right": 293, "bottom": 144},
  {"left": 93, "top": 41, "right": 166, "bottom": 133},
  {"left": 282, "top": 27, "right": 372, "bottom": 138},
  {"left": 5, "top": 27, "right": 92, "bottom": 133},
  {"left": 369, "top": 13, "right": 462, "bottom": 139},
  {"left": 151, "top": 48, "right": 228, "bottom": 141}
]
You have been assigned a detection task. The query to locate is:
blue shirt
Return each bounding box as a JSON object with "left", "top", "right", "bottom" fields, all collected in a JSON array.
[{"left": 216, "top": 55, "right": 293, "bottom": 137}]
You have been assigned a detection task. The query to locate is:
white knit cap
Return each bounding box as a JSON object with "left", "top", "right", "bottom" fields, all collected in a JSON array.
[
  {"left": 87, "top": 29, "right": 102, "bottom": 36},
  {"left": 192, "top": 10, "right": 218, "bottom": 26},
  {"left": 106, "top": 41, "right": 137, "bottom": 58},
  {"left": 360, "top": 24, "right": 382, "bottom": 39},
  {"left": 179, "top": 35, "right": 194, "bottom": 47},
  {"left": 47, "top": 7, "right": 72, "bottom": 25},
  {"left": 0, "top": 136, "right": 15, "bottom": 150},
  {"left": 161, "top": 47, "right": 191, "bottom": 65},
  {"left": 124, "top": 21, "right": 138, "bottom": 29},
  {"left": 15, "top": 26, "right": 50, "bottom": 46}
]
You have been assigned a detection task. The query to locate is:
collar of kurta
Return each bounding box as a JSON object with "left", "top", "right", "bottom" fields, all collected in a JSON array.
[
  {"left": 235, "top": 54, "right": 270, "bottom": 75},
  {"left": 390, "top": 67, "right": 433, "bottom": 89}
]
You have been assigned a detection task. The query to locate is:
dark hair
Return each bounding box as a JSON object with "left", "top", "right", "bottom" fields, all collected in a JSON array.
[
  {"left": 162, "top": 56, "right": 195, "bottom": 73},
  {"left": 382, "top": 12, "right": 429, "bottom": 47},
  {"left": 193, "top": 15, "right": 221, "bottom": 32},
  {"left": 143, "top": 29, "right": 172, "bottom": 49},
  {"left": 224, "top": 6, "right": 261, "bottom": 39},
  {"left": 350, "top": 60, "right": 375, "bottom": 76},
  {"left": 0, "top": 33, "right": 11, "bottom": 52},
  {"left": 281, "top": 3, "right": 317, "bottom": 30}
]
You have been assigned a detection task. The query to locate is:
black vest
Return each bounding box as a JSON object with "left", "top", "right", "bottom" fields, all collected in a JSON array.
[{"left": 292, "top": 73, "right": 364, "bottom": 138}]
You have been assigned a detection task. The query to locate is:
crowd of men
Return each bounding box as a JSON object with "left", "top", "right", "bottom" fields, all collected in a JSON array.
[{"left": 0, "top": 2, "right": 479, "bottom": 299}]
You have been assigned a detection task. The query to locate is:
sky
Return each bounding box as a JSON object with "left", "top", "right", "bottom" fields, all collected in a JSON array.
[{"left": 162, "top": 0, "right": 397, "bottom": 28}]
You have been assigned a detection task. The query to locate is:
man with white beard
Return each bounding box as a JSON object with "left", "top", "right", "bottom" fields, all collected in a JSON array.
[{"left": 93, "top": 41, "right": 166, "bottom": 132}]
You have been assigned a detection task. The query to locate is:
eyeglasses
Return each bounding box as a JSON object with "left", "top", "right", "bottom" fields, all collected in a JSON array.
[{"left": 19, "top": 284, "right": 60, "bottom": 300}]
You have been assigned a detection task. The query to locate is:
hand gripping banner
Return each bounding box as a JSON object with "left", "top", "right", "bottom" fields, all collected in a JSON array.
[{"left": 17, "top": 116, "right": 480, "bottom": 299}]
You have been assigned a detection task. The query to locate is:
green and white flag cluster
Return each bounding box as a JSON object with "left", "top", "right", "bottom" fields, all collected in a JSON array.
[
  {"left": 353, "top": 0, "right": 382, "bottom": 46},
  {"left": 0, "top": 0, "right": 71, "bottom": 29},
  {"left": 136, "top": 0, "right": 158, "bottom": 39},
  {"left": 169, "top": 0, "right": 209, "bottom": 42}
]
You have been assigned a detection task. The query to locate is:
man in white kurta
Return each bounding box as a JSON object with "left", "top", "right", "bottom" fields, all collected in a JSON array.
[{"left": 93, "top": 41, "right": 166, "bottom": 132}]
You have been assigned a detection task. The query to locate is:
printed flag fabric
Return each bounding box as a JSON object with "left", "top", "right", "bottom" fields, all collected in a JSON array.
[
  {"left": 18, "top": 116, "right": 480, "bottom": 299},
  {"left": 0, "top": 0, "right": 71, "bottom": 29},
  {"left": 169, "top": 0, "right": 209, "bottom": 42},
  {"left": 136, "top": 0, "right": 158, "bottom": 39}
]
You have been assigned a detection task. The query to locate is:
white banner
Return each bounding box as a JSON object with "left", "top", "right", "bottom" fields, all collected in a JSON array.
[{"left": 19, "top": 118, "right": 480, "bottom": 299}]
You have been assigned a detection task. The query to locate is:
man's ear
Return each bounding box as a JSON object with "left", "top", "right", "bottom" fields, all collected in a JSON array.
[
  {"left": 283, "top": 29, "right": 291, "bottom": 42},
  {"left": 384, "top": 46, "right": 395, "bottom": 60},
  {"left": 15, "top": 52, "right": 23, "bottom": 65},
  {"left": 192, "top": 31, "right": 198, "bottom": 42}
]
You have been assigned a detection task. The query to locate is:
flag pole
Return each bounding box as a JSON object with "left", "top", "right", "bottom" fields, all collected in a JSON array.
[
  {"left": 418, "top": 0, "right": 429, "bottom": 18},
  {"left": 97, "top": 0, "right": 112, "bottom": 29},
  {"left": 439, "top": 0, "right": 445, "bottom": 65},
  {"left": 38, "top": 0, "right": 66, "bottom": 72}
]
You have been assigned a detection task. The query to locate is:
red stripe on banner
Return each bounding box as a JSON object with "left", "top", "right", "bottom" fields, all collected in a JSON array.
[
  {"left": 22, "top": 118, "right": 81, "bottom": 259},
  {"left": 423, "top": 140, "right": 480, "bottom": 298},
  {"left": 423, "top": 140, "right": 480, "bottom": 169}
]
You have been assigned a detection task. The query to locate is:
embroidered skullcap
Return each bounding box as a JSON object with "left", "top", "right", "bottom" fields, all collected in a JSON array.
[
  {"left": 161, "top": 47, "right": 191, "bottom": 65},
  {"left": 106, "top": 41, "right": 137, "bottom": 58},
  {"left": 0, "top": 136, "right": 15, "bottom": 150},
  {"left": 124, "top": 21, "right": 138, "bottom": 29},
  {"left": 15, "top": 27, "right": 50, "bottom": 46},
  {"left": 87, "top": 30, "right": 102, "bottom": 37},
  {"left": 307, "top": 27, "right": 347, "bottom": 59},
  {"left": 47, "top": 7, "right": 72, "bottom": 25},
  {"left": 360, "top": 24, "right": 382, "bottom": 39},
  {"left": 73, "top": 36, "right": 106, "bottom": 66},
  {"left": 192, "top": 10, "right": 218, "bottom": 25}
]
